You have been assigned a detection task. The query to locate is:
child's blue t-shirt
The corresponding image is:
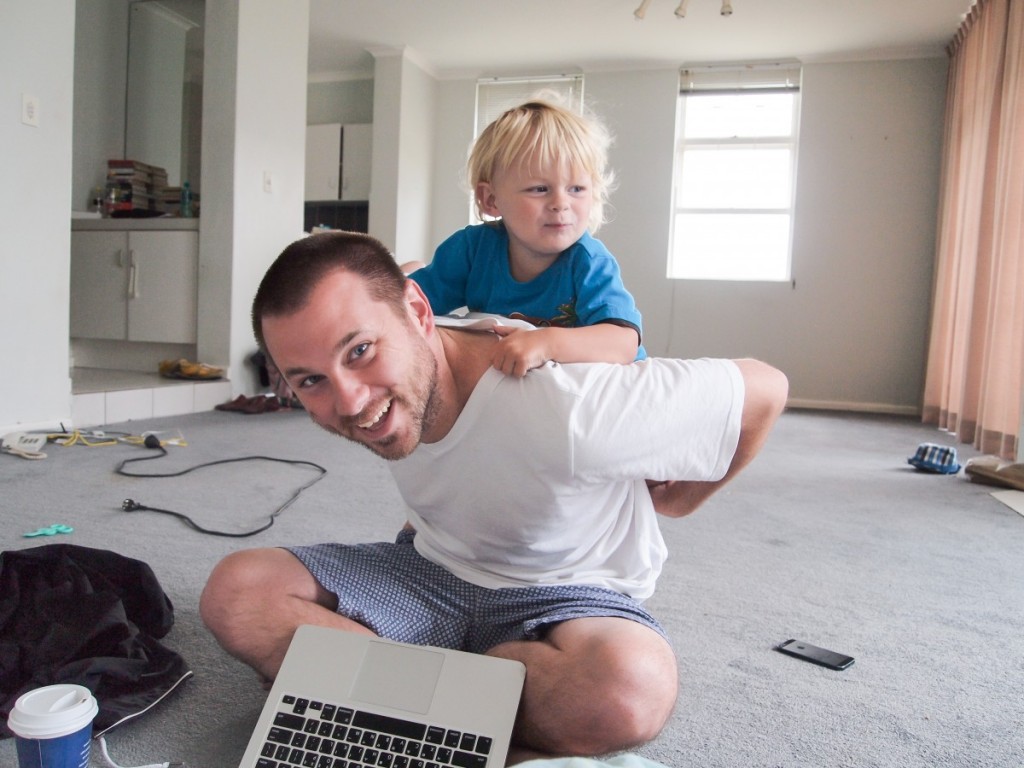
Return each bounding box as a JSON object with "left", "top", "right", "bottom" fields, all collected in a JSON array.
[{"left": 411, "top": 222, "right": 646, "bottom": 360}]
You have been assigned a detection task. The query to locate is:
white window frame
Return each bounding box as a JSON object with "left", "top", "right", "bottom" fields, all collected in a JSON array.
[
  {"left": 475, "top": 74, "right": 584, "bottom": 138},
  {"left": 669, "top": 64, "right": 801, "bottom": 282}
]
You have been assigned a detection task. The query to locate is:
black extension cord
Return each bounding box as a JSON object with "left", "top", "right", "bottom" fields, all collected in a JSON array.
[{"left": 116, "top": 440, "right": 327, "bottom": 537}]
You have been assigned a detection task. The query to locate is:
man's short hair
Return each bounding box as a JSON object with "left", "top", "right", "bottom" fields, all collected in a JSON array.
[{"left": 252, "top": 231, "right": 407, "bottom": 352}]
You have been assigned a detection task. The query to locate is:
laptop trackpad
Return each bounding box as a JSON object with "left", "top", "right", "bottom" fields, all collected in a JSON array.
[{"left": 351, "top": 640, "right": 445, "bottom": 715}]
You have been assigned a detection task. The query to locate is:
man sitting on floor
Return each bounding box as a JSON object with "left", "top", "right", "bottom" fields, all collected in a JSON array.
[{"left": 200, "top": 231, "right": 788, "bottom": 762}]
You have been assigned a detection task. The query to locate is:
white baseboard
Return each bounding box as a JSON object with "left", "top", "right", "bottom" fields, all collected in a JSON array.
[
  {"left": 786, "top": 398, "right": 921, "bottom": 417},
  {"left": 0, "top": 419, "right": 73, "bottom": 437}
]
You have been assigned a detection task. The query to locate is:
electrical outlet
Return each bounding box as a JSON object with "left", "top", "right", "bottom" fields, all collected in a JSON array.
[
  {"left": 1, "top": 432, "right": 47, "bottom": 453},
  {"left": 22, "top": 94, "right": 40, "bottom": 127}
]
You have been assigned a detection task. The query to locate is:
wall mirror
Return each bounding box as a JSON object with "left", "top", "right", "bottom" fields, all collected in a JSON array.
[{"left": 125, "top": 0, "right": 204, "bottom": 190}]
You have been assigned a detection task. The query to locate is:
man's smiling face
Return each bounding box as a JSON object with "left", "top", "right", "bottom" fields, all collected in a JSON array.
[{"left": 263, "top": 269, "right": 440, "bottom": 461}]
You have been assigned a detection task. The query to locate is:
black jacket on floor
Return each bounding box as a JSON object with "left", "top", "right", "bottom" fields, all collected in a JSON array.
[{"left": 0, "top": 543, "right": 191, "bottom": 738}]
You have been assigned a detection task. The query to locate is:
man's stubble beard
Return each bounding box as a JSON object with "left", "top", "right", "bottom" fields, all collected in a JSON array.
[{"left": 311, "top": 334, "right": 441, "bottom": 462}]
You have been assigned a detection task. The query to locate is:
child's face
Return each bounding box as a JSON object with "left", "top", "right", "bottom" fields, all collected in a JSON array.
[{"left": 477, "top": 158, "right": 594, "bottom": 264}]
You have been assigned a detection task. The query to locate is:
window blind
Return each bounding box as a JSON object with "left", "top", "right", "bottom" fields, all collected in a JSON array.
[
  {"left": 680, "top": 64, "right": 801, "bottom": 95},
  {"left": 475, "top": 75, "right": 584, "bottom": 135}
]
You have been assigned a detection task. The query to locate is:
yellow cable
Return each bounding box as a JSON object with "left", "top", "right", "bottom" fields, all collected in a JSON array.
[
  {"left": 46, "top": 430, "right": 119, "bottom": 447},
  {"left": 42, "top": 430, "right": 187, "bottom": 449}
]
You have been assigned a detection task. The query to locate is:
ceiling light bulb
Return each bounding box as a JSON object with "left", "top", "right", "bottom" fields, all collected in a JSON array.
[
  {"left": 674, "top": 0, "right": 691, "bottom": 18},
  {"left": 634, "top": 0, "right": 652, "bottom": 20},
  {"left": 721, "top": 0, "right": 733, "bottom": 15}
]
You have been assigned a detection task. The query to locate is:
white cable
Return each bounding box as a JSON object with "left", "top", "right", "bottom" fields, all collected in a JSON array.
[
  {"left": 0, "top": 444, "right": 47, "bottom": 460},
  {"left": 98, "top": 736, "right": 181, "bottom": 768},
  {"left": 0, "top": 432, "right": 47, "bottom": 460}
]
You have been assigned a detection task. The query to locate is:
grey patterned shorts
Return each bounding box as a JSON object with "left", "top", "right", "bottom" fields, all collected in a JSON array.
[{"left": 286, "top": 530, "right": 667, "bottom": 653}]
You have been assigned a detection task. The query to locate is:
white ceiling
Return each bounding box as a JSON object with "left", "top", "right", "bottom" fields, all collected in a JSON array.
[{"left": 307, "top": 0, "right": 974, "bottom": 81}]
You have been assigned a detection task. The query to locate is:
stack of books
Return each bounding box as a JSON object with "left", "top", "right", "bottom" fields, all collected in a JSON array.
[
  {"left": 104, "top": 160, "right": 168, "bottom": 215},
  {"left": 155, "top": 186, "right": 197, "bottom": 216}
]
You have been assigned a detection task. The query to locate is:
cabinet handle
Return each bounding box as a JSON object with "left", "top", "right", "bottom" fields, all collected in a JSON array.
[
  {"left": 128, "top": 250, "right": 138, "bottom": 298},
  {"left": 117, "top": 248, "right": 125, "bottom": 268}
]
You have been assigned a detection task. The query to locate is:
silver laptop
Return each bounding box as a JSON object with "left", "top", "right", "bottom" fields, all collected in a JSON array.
[{"left": 238, "top": 624, "right": 526, "bottom": 768}]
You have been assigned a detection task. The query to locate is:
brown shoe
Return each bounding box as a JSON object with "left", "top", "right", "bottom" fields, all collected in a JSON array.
[
  {"left": 964, "top": 457, "right": 1024, "bottom": 491},
  {"left": 215, "top": 395, "right": 250, "bottom": 412}
]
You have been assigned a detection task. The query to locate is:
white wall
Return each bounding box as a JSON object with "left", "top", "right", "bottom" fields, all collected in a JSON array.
[
  {"left": 585, "top": 70, "right": 681, "bottom": 358},
  {"left": 664, "top": 59, "right": 947, "bottom": 412},
  {"left": 72, "top": 0, "right": 128, "bottom": 212},
  {"left": 368, "top": 50, "right": 437, "bottom": 262},
  {"left": 394, "top": 57, "right": 437, "bottom": 263},
  {"left": 426, "top": 58, "right": 948, "bottom": 414},
  {"left": 367, "top": 52, "right": 401, "bottom": 251},
  {"left": 125, "top": 2, "right": 190, "bottom": 187},
  {"left": 430, "top": 81, "right": 478, "bottom": 250},
  {"left": 0, "top": 0, "right": 309, "bottom": 433},
  {"left": 307, "top": 78, "right": 374, "bottom": 125},
  {"left": 0, "top": 2, "right": 76, "bottom": 433},
  {"left": 198, "top": 0, "right": 309, "bottom": 392}
]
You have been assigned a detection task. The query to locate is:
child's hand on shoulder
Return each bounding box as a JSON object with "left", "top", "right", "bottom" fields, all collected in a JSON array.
[{"left": 490, "top": 325, "right": 550, "bottom": 377}]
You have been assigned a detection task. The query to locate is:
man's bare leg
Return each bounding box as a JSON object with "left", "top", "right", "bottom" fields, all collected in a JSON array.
[
  {"left": 203, "top": 553, "right": 676, "bottom": 759},
  {"left": 199, "top": 548, "right": 374, "bottom": 680},
  {"left": 488, "top": 617, "right": 677, "bottom": 760}
]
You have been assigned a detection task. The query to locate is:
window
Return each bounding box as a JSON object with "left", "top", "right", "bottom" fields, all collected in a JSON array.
[
  {"left": 475, "top": 74, "right": 584, "bottom": 137},
  {"left": 670, "top": 65, "right": 801, "bottom": 281}
]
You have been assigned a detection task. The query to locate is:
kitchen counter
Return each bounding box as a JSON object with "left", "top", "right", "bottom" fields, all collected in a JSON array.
[{"left": 71, "top": 216, "right": 199, "bottom": 231}]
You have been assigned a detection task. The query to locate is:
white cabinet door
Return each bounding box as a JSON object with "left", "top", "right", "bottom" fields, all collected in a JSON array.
[
  {"left": 305, "top": 123, "right": 341, "bottom": 201},
  {"left": 70, "top": 229, "right": 198, "bottom": 344},
  {"left": 70, "top": 231, "right": 129, "bottom": 340},
  {"left": 127, "top": 231, "right": 198, "bottom": 343},
  {"left": 341, "top": 123, "right": 372, "bottom": 201}
]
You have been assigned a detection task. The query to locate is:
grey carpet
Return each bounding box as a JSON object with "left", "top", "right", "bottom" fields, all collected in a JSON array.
[{"left": 1, "top": 407, "right": 1022, "bottom": 767}]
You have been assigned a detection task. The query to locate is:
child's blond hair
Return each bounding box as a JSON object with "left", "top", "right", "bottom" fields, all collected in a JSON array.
[{"left": 468, "top": 95, "right": 615, "bottom": 234}]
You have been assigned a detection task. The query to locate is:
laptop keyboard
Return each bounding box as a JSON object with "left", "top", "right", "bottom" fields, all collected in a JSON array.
[{"left": 254, "top": 693, "right": 496, "bottom": 768}]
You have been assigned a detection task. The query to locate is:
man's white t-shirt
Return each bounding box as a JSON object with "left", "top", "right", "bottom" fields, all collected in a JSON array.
[{"left": 388, "top": 356, "right": 744, "bottom": 600}]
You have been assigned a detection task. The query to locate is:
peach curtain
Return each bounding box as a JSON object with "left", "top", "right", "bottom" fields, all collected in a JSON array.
[{"left": 923, "top": 0, "right": 1024, "bottom": 460}]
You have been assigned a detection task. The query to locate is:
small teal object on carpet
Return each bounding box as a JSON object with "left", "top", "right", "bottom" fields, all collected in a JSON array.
[{"left": 23, "top": 524, "right": 74, "bottom": 537}]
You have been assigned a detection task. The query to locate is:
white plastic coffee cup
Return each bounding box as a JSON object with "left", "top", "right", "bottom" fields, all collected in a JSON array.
[{"left": 7, "top": 684, "right": 98, "bottom": 768}]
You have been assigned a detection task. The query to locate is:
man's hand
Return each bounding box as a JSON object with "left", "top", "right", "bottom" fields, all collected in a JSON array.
[
  {"left": 646, "top": 359, "right": 788, "bottom": 519},
  {"left": 645, "top": 479, "right": 707, "bottom": 518}
]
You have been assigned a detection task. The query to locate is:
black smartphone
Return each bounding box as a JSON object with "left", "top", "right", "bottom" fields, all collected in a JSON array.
[{"left": 775, "top": 638, "right": 854, "bottom": 670}]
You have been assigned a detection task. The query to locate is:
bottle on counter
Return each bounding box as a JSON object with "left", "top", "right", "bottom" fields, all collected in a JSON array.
[
  {"left": 103, "top": 181, "right": 122, "bottom": 218},
  {"left": 180, "top": 181, "right": 193, "bottom": 218}
]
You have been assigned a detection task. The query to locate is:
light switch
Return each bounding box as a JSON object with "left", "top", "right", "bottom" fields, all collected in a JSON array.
[{"left": 22, "top": 94, "right": 40, "bottom": 127}]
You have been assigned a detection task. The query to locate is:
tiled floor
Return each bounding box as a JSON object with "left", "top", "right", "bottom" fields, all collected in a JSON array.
[{"left": 71, "top": 367, "right": 233, "bottom": 428}]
